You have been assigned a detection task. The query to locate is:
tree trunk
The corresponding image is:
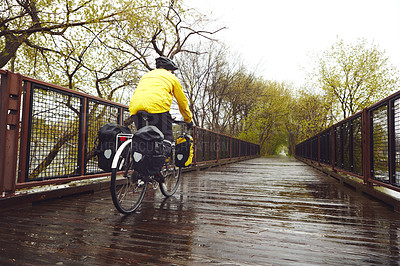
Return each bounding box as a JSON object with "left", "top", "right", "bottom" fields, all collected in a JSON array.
[{"left": 0, "top": 35, "right": 24, "bottom": 68}]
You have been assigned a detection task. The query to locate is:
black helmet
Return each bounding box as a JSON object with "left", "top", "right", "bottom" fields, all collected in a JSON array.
[{"left": 156, "top": 56, "right": 179, "bottom": 71}]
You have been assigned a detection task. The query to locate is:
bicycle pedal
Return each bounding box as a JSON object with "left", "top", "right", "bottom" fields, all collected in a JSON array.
[{"left": 152, "top": 181, "right": 159, "bottom": 190}]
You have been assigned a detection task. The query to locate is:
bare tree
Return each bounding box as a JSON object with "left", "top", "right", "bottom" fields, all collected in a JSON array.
[
  {"left": 177, "top": 42, "right": 262, "bottom": 135},
  {"left": 150, "top": 0, "right": 225, "bottom": 61}
]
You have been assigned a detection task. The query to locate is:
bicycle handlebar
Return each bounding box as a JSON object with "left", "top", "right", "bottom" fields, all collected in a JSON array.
[
  {"left": 172, "top": 120, "right": 194, "bottom": 133},
  {"left": 173, "top": 120, "right": 193, "bottom": 126},
  {"left": 173, "top": 120, "right": 187, "bottom": 125}
]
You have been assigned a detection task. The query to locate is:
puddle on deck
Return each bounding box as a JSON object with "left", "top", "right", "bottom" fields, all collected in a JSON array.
[{"left": 1, "top": 156, "right": 400, "bottom": 265}]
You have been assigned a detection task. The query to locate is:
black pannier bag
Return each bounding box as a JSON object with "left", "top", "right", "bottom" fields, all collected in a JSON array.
[
  {"left": 131, "top": 125, "right": 170, "bottom": 176},
  {"left": 97, "top": 123, "right": 131, "bottom": 172},
  {"left": 175, "top": 134, "right": 194, "bottom": 167}
]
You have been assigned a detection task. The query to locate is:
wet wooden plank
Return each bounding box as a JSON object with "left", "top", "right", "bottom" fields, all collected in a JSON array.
[{"left": 1, "top": 156, "right": 400, "bottom": 265}]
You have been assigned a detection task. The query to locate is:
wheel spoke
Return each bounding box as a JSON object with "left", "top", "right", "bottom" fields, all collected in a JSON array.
[
  {"left": 160, "top": 159, "right": 181, "bottom": 197},
  {"left": 110, "top": 142, "right": 147, "bottom": 214}
]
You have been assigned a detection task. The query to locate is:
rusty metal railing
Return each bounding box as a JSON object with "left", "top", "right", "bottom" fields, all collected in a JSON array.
[
  {"left": 295, "top": 88, "right": 400, "bottom": 193},
  {"left": 194, "top": 127, "right": 259, "bottom": 165},
  {"left": 0, "top": 70, "right": 260, "bottom": 197}
]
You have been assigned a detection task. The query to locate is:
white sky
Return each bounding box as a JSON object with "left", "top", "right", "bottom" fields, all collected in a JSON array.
[{"left": 184, "top": 0, "right": 400, "bottom": 87}]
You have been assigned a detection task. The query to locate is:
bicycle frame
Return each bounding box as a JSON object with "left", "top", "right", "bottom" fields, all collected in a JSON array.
[{"left": 109, "top": 118, "right": 189, "bottom": 214}]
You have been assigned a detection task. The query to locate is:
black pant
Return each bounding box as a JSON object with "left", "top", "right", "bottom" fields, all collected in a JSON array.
[{"left": 132, "top": 112, "right": 173, "bottom": 142}]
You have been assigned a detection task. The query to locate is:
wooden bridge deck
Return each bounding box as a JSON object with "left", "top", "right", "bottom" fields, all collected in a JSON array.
[{"left": 1, "top": 156, "right": 400, "bottom": 265}]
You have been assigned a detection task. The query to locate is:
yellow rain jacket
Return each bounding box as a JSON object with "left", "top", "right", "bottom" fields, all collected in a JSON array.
[{"left": 129, "top": 69, "right": 192, "bottom": 123}]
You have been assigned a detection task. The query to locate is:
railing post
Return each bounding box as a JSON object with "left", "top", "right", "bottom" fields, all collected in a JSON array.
[
  {"left": 350, "top": 119, "right": 354, "bottom": 173},
  {"left": 229, "top": 136, "right": 232, "bottom": 160},
  {"left": 388, "top": 100, "right": 395, "bottom": 185},
  {"left": 18, "top": 81, "right": 32, "bottom": 183},
  {"left": 331, "top": 126, "right": 335, "bottom": 172},
  {"left": 239, "top": 140, "right": 241, "bottom": 158},
  {"left": 0, "top": 71, "right": 22, "bottom": 196},
  {"left": 362, "top": 108, "right": 371, "bottom": 185},
  {"left": 216, "top": 133, "right": 219, "bottom": 162},
  {"left": 78, "top": 98, "right": 89, "bottom": 175},
  {"left": 318, "top": 133, "right": 321, "bottom": 166},
  {"left": 193, "top": 126, "right": 197, "bottom": 166}
]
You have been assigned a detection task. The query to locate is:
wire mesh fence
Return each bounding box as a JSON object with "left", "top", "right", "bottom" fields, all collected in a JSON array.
[
  {"left": 394, "top": 98, "right": 400, "bottom": 186},
  {"left": 27, "top": 84, "right": 82, "bottom": 181},
  {"left": 0, "top": 70, "right": 259, "bottom": 195},
  {"left": 371, "top": 104, "right": 389, "bottom": 183},
  {"left": 296, "top": 92, "right": 400, "bottom": 192},
  {"left": 85, "top": 100, "right": 122, "bottom": 174}
]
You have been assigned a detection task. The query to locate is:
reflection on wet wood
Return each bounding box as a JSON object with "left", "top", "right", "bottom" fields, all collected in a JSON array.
[{"left": 1, "top": 157, "right": 400, "bottom": 265}]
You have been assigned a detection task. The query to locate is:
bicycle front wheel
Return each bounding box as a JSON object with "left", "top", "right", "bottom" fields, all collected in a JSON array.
[
  {"left": 110, "top": 141, "right": 147, "bottom": 214},
  {"left": 159, "top": 158, "right": 182, "bottom": 197}
]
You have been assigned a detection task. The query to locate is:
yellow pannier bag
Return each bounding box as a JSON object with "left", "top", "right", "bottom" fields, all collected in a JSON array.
[{"left": 175, "top": 135, "right": 193, "bottom": 167}]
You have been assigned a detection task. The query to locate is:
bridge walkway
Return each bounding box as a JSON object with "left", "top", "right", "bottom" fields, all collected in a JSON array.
[{"left": 1, "top": 156, "right": 400, "bottom": 265}]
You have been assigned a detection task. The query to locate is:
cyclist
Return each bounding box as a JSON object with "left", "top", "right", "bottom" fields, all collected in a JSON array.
[{"left": 127, "top": 56, "right": 193, "bottom": 141}]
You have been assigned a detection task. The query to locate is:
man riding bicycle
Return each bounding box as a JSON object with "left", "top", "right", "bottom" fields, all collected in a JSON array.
[
  {"left": 128, "top": 56, "right": 193, "bottom": 141},
  {"left": 109, "top": 57, "right": 193, "bottom": 213}
]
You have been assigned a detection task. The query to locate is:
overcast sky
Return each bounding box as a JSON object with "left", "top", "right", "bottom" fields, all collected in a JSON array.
[{"left": 184, "top": 0, "right": 400, "bottom": 87}]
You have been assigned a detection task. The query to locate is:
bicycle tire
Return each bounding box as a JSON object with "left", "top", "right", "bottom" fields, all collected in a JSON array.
[
  {"left": 159, "top": 156, "right": 182, "bottom": 197},
  {"left": 110, "top": 140, "right": 147, "bottom": 214}
]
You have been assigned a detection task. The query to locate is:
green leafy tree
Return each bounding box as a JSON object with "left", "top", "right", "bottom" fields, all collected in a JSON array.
[
  {"left": 239, "top": 81, "right": 290, "bottom": 156},
  {"left": 2, "top": 0, "right": 222, "bottom": 101},
  {"left": 0, "top": 0, "right": 127, "bottom": 69},
  {"left": 310, "top": 38, "right": 399, "bottom": 120},
  {"left": 223, "top": 68, "right": 261, "bottom": 136},
  {"left": 285, "top": 88, "right": 332, "bottom": 155}
]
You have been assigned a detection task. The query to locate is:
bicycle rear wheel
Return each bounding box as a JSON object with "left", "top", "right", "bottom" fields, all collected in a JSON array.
[
  {"left": 110, "top": 141, "right": 147, "bottom": 214},
  {"left": 159, "top": 156, "right": 181, "bottom": 197}
]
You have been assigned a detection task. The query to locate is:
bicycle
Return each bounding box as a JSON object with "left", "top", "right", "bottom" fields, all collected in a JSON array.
[{"left": 109, "top": 113, "right": 191, "bottom": 214}]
